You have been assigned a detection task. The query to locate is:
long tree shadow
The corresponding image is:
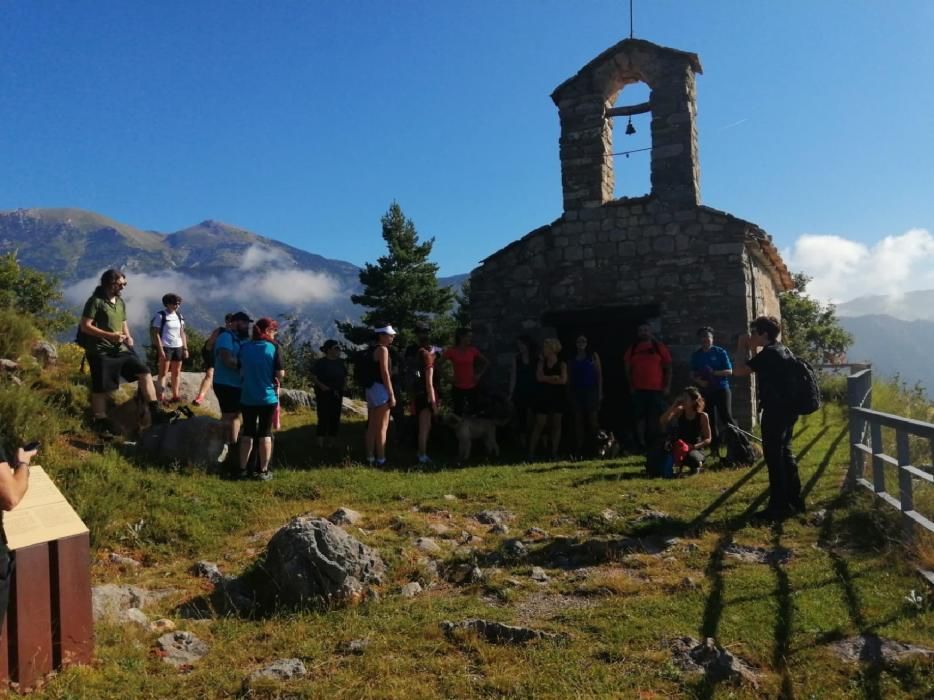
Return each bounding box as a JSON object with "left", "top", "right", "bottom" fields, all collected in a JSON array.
[
  {"left": 770, "top": 522, "right": 795, "bottom": 699},
  {"left": 801, "top": 426, "right": 849, "bottom": 502}
]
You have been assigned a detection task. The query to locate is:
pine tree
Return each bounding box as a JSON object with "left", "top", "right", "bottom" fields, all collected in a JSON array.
[
  {"left": 337, "top": 203, "right": 454, "bottom": 347},
  {"left": 453, "top": 278, "right": 472, "bottom": 328}
]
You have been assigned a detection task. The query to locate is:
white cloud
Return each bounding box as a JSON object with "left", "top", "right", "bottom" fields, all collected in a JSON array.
[
  {"left": 239, "top": 244, "right": 286, "bottom": 271},
  {"left": 783, "top": 228, "right": 934, "bottom": 304},
  {"left": 65, "top": 262, "right": 340, "bottom": 333},
  {"left": 245, "top": 268, "right": 340, "bottom": 305}
]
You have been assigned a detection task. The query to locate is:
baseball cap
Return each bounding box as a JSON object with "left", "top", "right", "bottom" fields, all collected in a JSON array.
[
  {"left": 230, "top": 311, "right": 253, "bottom": 323},
  {"left": 374, "top": 324, "right": 397, "bottom": 336}
]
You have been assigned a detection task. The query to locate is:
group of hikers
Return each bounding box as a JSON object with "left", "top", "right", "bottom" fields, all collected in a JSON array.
[
  {"left": 69, "top": 268, "right": 808, "bottom": 521},
  {"left": 78, "top": 270, "right": 284, "bottom": 480}
]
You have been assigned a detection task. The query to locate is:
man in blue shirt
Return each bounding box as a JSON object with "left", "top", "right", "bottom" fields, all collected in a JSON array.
[
  {"left": 690, "top": 326, "right": 735, "bottom": 452},
  {"left": 213, "top": 311, "right": 252, "bottom": 460}
]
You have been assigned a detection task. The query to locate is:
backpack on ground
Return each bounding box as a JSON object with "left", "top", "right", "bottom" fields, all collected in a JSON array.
[
  {"left": 720, "top": 424, "right": 760, "bottom": 467},
  {"left": 644, "top": 441, "right": 674, "bottom": 478},
  {"left": 786, "top": 354, "right": 821, "bottom": 416}
]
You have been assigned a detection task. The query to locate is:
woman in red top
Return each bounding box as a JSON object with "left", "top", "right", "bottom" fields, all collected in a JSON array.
[{"left": 441, "top": 328, "right": 489, "bottom": 416}]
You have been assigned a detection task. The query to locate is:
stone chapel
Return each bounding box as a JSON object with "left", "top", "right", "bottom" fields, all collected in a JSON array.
[{"left": 469, "top": 38, "right": 793, "bottom": 429}]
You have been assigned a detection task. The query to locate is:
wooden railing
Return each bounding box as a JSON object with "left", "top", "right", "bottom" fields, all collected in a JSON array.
[{"left": 847, "top": 368, "right": 934, "bottom": 538}]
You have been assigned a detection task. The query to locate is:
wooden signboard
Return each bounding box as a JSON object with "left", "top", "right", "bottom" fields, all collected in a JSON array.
[{"left": 1, "top": 467, "right": 93, "bottom": 688}]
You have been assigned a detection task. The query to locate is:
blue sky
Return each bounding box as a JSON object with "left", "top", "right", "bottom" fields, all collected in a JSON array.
[{"left": 2, "top": 1, "right": 933, "bottom": 299}]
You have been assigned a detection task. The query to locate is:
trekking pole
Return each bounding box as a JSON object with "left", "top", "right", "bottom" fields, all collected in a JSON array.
[{"left": 732, "top": 424, "right": 763, "bottom": 443}]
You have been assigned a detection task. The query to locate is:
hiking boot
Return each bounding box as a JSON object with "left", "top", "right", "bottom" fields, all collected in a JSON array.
[
  {"left": 751, "top": 506, "right": 793, "bottom": 523},
  {"left": 91, "top": 417, "right": 120, "bottom": 440},
  {"left": 255, "top": 469, "right": 273, "bottom": 481},
  {"left": 150, "top": 408, "right": 174, "bottom": 425}
]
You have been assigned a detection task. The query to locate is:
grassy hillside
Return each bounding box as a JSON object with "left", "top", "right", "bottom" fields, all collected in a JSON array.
[{"left": 19, "top": 365, "right": 933, "bottom": 698}]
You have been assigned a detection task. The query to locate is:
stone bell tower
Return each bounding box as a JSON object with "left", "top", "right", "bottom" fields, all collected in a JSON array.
[{"left": 552, "top": 38, "right": 702, "bottom": 211}]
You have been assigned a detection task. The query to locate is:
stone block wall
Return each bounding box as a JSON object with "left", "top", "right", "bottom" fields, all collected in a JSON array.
[{"left": 471, "top": 199, "right": 785, "bottom": 429}]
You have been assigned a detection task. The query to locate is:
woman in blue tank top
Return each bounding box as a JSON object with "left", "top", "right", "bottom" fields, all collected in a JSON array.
[{"left": 569, "top": 335, "right": 603, "bottom": 457}]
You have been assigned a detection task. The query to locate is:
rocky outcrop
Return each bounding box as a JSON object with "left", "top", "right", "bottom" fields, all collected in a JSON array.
[
  {"left": 257, "top": 516, "right": 384, "bottom": 608},
  {"left": 669, "top": 637, "right": 760, "bottom": 687},
  {"left": 441, "top": 619, "right": 561, "bottom": 644},
  {"left": 156, "top": 631, "right": 210, "bottom": 667},
  {"left": 830, "top": 634, "right": 934, "bottom": 665}
]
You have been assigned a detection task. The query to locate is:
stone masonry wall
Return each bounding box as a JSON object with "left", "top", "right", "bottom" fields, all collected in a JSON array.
[{"left": 471, "top": 199, "right": 783, "bottom": 429}]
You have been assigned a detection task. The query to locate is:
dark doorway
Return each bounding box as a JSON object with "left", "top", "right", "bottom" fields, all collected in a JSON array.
[{"left": 543, "top": 303, "right": 659, "bottom": 448}]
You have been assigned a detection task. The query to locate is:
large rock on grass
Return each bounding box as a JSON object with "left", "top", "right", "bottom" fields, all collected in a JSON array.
[
  {"left": 279, "top": 389, "right": 314, "bottom": 410},
  {"left": 137, "top": 415, "right": 228, "bottom": 467},
  {"left": 260, "top": 516, "right": 384, "bottom": 607}
]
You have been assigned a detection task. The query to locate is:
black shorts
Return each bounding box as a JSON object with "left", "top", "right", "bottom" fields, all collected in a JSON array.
[
  {"left": 161, "top": 347, "right": 185, "bottom": 362},
  {"left": 535, "top": 387, "right": 566, "bottom": 416},
  {"left": 88, "top": 351, "right": 150, "bottom": 393},
  {"left": 213, "top": 383, "right": 241, "bottom": 414},
  {"left": 241, "top": 403, "right": 276, "bottom": 438},
  {"left": 413, "top": 392, "right": 433, "bottom": 414}
]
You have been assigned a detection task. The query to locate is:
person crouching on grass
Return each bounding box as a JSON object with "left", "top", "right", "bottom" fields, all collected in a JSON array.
[
  {"left": 150, "top": 293, "right": 188, "bottom": 403},
  {"left": 659, "top": 387, "right": 712, "bottom": 475},
  {"left": 237, "top": 317, "right": 284, "bottom": 481},
  {"left": 365, "top": 325, "right": 397, "bottom": 467}
]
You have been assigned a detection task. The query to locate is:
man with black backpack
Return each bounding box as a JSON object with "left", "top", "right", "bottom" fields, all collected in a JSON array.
[
  {"left": 79, "top": 269, "right": 166, "bottom": 438},
  {"left": 733, "top": 315, "right": 806, "bottom": 520}
]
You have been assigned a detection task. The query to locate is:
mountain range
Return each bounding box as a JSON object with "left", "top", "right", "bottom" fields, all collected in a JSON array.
[
  {"left": 837, "top": 289, "right": 934, "bottom": 394},
  {"left": 0, "top": 208, "right": 466, "bottom": 345}
]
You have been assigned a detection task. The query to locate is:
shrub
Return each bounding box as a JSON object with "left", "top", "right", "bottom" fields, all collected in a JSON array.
[
  {"left": 817, "top": 373, "right": 848, "bottom": 405},
  {"left": 0, "top": 253, "right": 74, "bottom": 332},
  {"left": 0, "top": 308, "right": 41, "bottom": 361},
  {"left": 0, "top": 381, "right": 69, "bottom": 449}
]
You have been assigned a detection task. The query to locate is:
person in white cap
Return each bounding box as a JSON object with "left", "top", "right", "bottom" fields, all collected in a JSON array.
[{"left": 364, "top": 324, "right": 397, "bottom": 466}]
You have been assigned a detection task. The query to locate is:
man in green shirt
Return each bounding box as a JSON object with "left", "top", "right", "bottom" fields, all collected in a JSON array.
[{"left": 80, "top": 269, "right": 163, "bottom": 436}]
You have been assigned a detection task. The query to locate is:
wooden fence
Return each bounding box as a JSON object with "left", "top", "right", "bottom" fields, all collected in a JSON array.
[{"left": 846, "top": 368, "right": 934, "bottom": 545}]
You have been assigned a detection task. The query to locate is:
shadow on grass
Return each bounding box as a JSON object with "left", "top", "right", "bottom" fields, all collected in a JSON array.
[
  {"left": 688, "top": 422, "right": 836, "bottom": 698},
  {"left": 769, "top": 522, "right": 795, "bottom": 699}
]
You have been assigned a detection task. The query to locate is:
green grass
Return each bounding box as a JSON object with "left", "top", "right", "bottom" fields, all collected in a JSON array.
[{"left": 27, "top": 404, "right": 934, "bottom": 699}]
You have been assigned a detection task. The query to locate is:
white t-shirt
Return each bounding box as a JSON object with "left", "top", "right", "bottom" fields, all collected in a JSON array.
[{"left": 151, "top": 309, "right": 185, "bottom": 348}]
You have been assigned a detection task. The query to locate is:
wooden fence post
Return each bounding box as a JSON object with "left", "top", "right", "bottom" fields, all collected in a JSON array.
[
  {"left": 846, "top": 369, "right": 871, "bottom": 490},
  {"left": 896, "top": 429, "right": 915, "bottom": 538}
]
